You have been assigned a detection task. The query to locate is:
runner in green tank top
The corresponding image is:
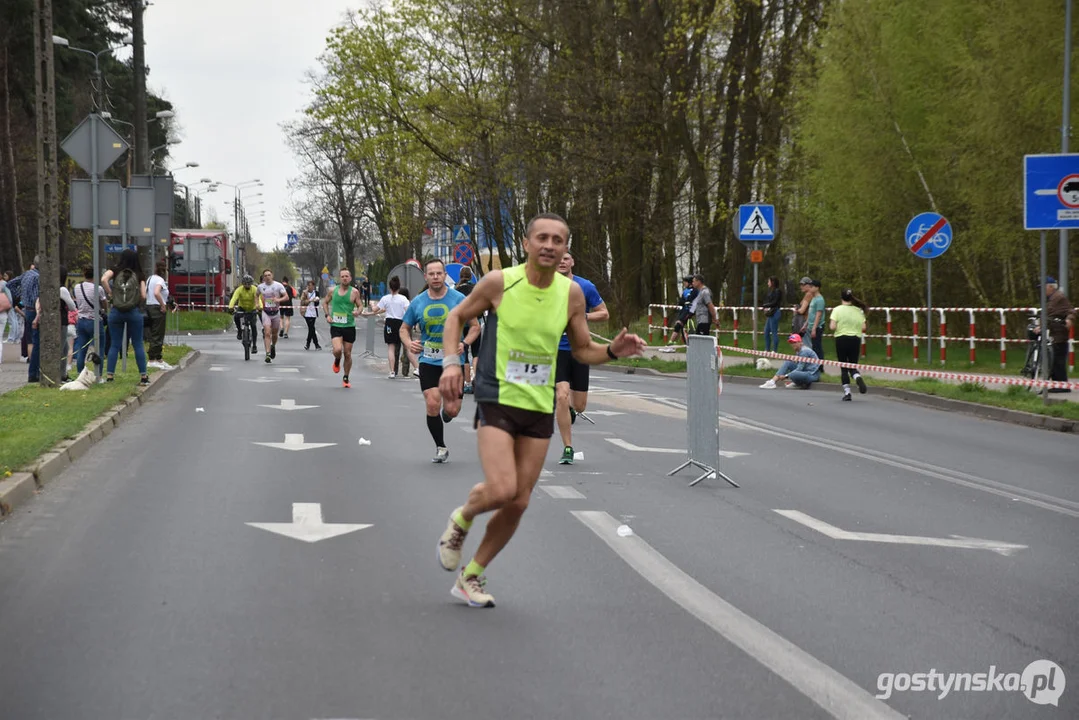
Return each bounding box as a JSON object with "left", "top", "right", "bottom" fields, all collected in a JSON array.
[
  {"left": 432, "top": 213, "right": 647, "bottom": 608},
  {"left": 320, "top": 268, "right": 363, "bottom": 388}
]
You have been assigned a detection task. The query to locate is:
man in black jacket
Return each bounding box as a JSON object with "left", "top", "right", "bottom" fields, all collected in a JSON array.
[{"left": 762, "top": 276, "right": 783, "bottom": 352}]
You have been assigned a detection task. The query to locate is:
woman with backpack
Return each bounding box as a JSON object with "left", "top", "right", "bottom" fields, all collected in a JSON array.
[{"left": 101, "top": 249, "right": 149, "bottom": 384}]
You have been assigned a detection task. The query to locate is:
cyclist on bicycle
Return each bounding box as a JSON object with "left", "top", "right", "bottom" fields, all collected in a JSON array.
[{"left": 228, "top": 274, "right": 261, "bottom": 341}]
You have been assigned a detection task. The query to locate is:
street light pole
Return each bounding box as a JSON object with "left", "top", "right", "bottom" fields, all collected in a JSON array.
[{"left": 55, "top": 35, "right": 130, "bottom": 362}]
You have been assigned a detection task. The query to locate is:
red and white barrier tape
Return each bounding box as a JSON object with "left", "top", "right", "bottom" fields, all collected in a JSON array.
[{"left": 714, "top": 344, "right": 1079, "bottom": 391}]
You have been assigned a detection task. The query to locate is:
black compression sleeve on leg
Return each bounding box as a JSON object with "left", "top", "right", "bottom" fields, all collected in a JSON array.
[{"left": 426, "top": 414, "right": 445, "bottom": 448}]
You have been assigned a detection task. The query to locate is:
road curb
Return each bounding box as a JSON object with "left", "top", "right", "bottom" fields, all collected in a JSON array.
[
  {"left": 0, "top": 349, "right": 201, "bottom": 518},
  {"left": 0, "top": 473, "right": 37, "bottom": 515},
  {"left": 600, "top": 364, "right": 1077, "bottom": 433}
]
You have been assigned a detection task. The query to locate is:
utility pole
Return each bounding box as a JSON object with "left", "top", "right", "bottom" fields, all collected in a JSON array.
[
  {"left": 1060, "top": 0, "right": 1073, "bottom": 295},
  {"left": 131, "top": 0, "right": 149, "bottom": 174},
  {"left": 33, "top": 0, "right": 62, "bottom": 386}
]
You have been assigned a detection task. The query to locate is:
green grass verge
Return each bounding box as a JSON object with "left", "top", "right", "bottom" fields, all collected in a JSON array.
[
  {"left": 172, "top": 310, "right": 232, "bottom": 331},
  {"left": 0, "top": 344, "right": 192, "bottom": 475},
  {"left": 608, "top": 355, "right": 1077, "bottom": 420}
]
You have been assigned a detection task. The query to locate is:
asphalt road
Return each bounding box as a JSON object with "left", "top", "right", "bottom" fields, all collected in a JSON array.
[{"left": 0, "top": 322, "right": 1075, "bottom": 720}]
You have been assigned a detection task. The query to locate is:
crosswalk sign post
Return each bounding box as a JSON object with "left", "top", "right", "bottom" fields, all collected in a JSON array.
[{"left": 736, "top": 203, "right": 776, "bottom": 352}]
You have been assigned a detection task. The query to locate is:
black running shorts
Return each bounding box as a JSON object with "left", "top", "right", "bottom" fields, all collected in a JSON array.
[
  {"left": 555, "top": 349, "right": 590, "bottom": 392},
  {"left": 330, "top": 326, "right": 356, "bottom": 344},
  {"left": 474, "top": 402, "right": 553, "bottom": 439},
  {"left": 419, "top": 362, "right": 443, "bottom": 391},
  {"left": 384, "top": 318, "right": 403, "bottom": 345}
]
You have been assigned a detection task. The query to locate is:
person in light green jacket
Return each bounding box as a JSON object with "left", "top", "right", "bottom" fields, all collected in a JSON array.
[{"left": 829, "top": 288, "right": 868, "bottom": 401}]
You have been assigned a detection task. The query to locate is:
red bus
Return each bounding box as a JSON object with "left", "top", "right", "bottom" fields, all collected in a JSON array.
[{"left": 168, "top": 229, "right": 233, "bottom": 308}]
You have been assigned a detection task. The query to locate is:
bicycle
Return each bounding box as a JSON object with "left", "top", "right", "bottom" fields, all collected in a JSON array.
[
  {"left": 1018, "top": 312, "right": 1059, "bottom": 387},
  {"left": 235, "top": 309, "right": 258, "bottom": 361}
]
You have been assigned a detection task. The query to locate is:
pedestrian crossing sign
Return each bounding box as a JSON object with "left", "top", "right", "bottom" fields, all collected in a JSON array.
[{"left": 737, "top": 204, "right": 775, "bottom": 242}]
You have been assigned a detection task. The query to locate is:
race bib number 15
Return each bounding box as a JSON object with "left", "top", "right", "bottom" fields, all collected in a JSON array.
[{"left": 505, "top": 350, "right": 552, "bottom": 385}]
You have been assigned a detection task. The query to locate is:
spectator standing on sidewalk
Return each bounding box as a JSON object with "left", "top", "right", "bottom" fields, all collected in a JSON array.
[
  {"left": 1040, "top": 277, "right": 1076, "bottom": 392},
  {"left": 830, "top": 288, "right": 868, "bottom": 401},
  {"left": 690, "top": 274, "right": 717, "bottom": 336},
  {"left": 0, "top": 272, "right": 12, "bottom": 362},
  {"left": 30, "top": 265, "right": 76, "bottom": 382},
  {"left": 805, "top": 279, "right": 827, "bottom": 362},
  {"left": 8, "top": 257, "right": 40, "bottom": 377},
  {"left": 73, "top": 265, "right": 107, "bottom": 375},
  {"left": 759, "top": 333, "right": 821, "bottom": 389},
  {"left": 145, "top": 259, "right": 172, "bottom": 369},
  {"left": 762, "top": 276, "right": 783, "bottom": 352},
  {"left": 102, "top": 248, "right": 149, "bottom": 385},
  {"left": 792, "top": 276, "right": 812, "bottom": 336},
  {"left": 2, "top": 270, "right": 21, "bottom": 346}
]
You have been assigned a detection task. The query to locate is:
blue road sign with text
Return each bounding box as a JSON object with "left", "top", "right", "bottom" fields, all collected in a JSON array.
[
  {"left": 104, "top": 244, "right": 136, "bottom": 253},
  {"left": 1024, "top": 154, "right": 1079, "bottom": 230}
]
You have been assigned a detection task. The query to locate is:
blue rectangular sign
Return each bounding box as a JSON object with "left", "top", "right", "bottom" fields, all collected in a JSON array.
[
  {"left": 104, "top": 244, "right": 136, "bottom": 253},
  {"left": 1024, "top": 154, "right": 1079, "bottom": 230},
  {"left": 737, "top": 204, "right": 775, "bottom": 242}
]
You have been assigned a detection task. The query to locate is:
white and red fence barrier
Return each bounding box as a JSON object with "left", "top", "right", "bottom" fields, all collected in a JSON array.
[{"left": 647, "top": 304, "right": 1075, "bottom": 371}]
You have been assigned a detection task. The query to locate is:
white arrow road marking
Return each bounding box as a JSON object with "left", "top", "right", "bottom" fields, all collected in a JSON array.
[
  {"left": 252, "top": 433, "right": 336, "bottom": 451},
  {"left": 240, "top": 377, "right": 282, "bottom": 384},
  {"left": 246, "top": 503, "right": 371, "bottom": 543},
  {"left": 274, "top": 367, "right": 300, "bottom": 373},
  {"left": 258, "top": 399, "right": 319, "bottom": 411},
  {"left": 583, "top": 410, "right": 625, "bottom": 417},
  {"left": 774, "top": 510, "right": 1027, "bottom": 556},
  {"left": 539, "top": 469, "right": 553, "bottom": 481},
  {"left": 539, "top": 485, "right": 586, "bottom": 499},
  {"left": 572, "top": 511, "right": 905, "bottom": 720},
  {"left": 605, "top": 438, "right": 749, "bottom": 458},
  {"left": 209, "top": 366, "right": 228, "bottom": 372}
]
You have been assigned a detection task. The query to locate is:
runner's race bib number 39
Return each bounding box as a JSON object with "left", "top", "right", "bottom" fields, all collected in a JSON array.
[
  {"left": 423, "top": 341, "right": 444, "bottom": 360},
  {"left": 505, "top": 350, "right": 552, "bottom": 385}
]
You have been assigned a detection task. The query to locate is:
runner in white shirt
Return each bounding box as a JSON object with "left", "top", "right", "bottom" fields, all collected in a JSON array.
[
  {"left": 300, "top": 279, "right": 322, "bottom": 350},
  {"left": 257, "top": 269, "right": 288, "bottom": 363},
  {"left": 366, "top": 275, "right": 411, "bottom": 378}
]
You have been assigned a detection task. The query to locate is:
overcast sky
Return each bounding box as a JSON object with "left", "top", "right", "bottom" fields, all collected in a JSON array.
[{"left": 143, "top": 1, "right": 352, "bottom": 251}]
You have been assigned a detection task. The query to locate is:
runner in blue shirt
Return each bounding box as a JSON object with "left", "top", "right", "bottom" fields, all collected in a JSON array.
[
  {"left": 400, "top": 258, "right": 481, "bottom": 463},
  {"left": 554, "top": 251, "right": 609, "bottom": 464}
]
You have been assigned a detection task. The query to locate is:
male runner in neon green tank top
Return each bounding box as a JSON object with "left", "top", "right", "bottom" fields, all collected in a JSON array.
[{"left": 435, "top": 213, "right": 646, "bottom": 607}]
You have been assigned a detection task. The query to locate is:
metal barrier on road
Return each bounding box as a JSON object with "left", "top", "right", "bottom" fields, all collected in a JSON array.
[
  {"left": 668, "top": 334, "right": 739, "bottom": 488},
  {"left": 361, "top": 314, "right": 379, "bottom": 359}
]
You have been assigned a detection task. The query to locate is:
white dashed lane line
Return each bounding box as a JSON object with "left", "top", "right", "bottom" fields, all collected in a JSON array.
[{"left": 538, "top": 485, "right": 586, "bottom": 499}]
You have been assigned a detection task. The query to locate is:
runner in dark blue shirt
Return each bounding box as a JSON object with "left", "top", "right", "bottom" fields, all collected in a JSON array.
[{"left": 554, "top": 251, "right": 608, "bottom": 464}]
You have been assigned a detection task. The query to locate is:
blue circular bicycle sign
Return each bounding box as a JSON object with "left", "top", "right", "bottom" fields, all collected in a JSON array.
[{"left": 905, "top": 212, "right": 952, "bottom": 259}]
